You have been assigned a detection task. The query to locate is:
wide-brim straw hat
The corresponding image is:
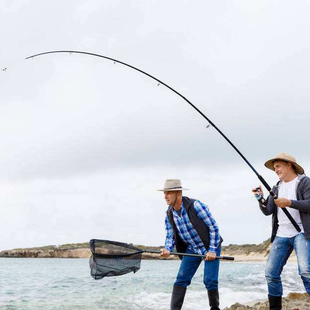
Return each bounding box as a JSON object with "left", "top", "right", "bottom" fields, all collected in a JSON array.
[
  {"left": 264, "top": 152, "right": 304, "bottom": 175},
  {"left": 157, "top": 179, "right": 189, "bottom": 191}
]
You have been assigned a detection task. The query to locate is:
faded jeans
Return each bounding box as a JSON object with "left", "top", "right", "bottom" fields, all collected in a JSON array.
[
  {"left": 265, "top": 233, "right": 310, "bottom": 296},
  {"left": 174, "top": 246, "right": 221, "bottom": 291}
]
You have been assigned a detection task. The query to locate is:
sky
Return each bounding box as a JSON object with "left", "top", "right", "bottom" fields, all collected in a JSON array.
[{"left": 1, "top": 0, "right": 310, "bottom": 251}]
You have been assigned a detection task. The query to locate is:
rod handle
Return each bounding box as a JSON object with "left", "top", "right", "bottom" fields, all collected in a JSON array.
[
  {"left": 218, "top": 256, "right": 234, "bottom": 261},
  {"left": 145, "top": 250, "right": 234, "bottom": 260}
]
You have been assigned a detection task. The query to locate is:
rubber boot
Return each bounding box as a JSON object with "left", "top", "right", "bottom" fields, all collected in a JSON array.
[
  {"left": 208, "top": 289, "right": 220, "bottom": 310},
  {"left": 268, "top": 295, "right": 282, "bottom": 310},
  {"left": 170, "top": 284, "right": 187, "bottom": 310}
]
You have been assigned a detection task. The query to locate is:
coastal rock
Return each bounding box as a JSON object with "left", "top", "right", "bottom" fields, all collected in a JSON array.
[
  {"left": 0, "top": 248, "right": 91, "bottom": 258},
  {"left": 0, "top": 238, "right": 297, "bottom": 262},
  {"left": 224, "top": 293, "right": 310, "bottom": 310},
  {"left": 224, "top": 302, "right": 268, "bottom": 310},
  {"left": 0, "top": 243, "right": 174, "bottom": 259}
]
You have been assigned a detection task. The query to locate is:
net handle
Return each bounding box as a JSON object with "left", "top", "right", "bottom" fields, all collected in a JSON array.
[
  {"left": 89, "top": 239, "right": 234, "bottom": 261},
  {"left": 90, "top": 239, "right": 142, "bottom": 256},
  {"left": 143, "top": 250, "right": 234, "bottom": 261}
]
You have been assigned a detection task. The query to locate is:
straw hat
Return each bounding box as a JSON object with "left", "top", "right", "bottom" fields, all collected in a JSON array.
[
  {"left": 157, "top": 179, "right": 189, "bottom": 191},
  {"left": 264, "top": 152, "right": 304, "bottom": 174}
]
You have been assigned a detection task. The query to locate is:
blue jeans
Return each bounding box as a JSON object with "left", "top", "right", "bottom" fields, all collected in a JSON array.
[
  {"left": 265, "top": 233, "right": 310, "bottom": 296},
  {"left": 175, "top": 246, "right": 221, "bottom": 291}
]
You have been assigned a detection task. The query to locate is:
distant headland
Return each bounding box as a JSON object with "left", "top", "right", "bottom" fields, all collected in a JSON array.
[{"left": 0, "top": 238, "right": 297, "bottom": 262}]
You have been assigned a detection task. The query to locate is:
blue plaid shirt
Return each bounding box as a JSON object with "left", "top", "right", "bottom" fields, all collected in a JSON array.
[{"left": 164, "top": 200, "right": 220, "bottom": 254}]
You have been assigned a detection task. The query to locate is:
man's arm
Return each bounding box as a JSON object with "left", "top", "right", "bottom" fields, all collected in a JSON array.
[
  {"left": 160, "top": 215, "right": 175, "bottom": 257},
  {"left": 259, "top": 196, "right": 277, "bottom": 215},
  {"left": 194, "top": 200, "right": 220, "bottom": 253},
  {"left": 253, "top": 186, "right": 276, "bottom": 216}
]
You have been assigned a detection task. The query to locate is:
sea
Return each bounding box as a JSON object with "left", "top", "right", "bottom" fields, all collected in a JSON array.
[{"left": 0, "top": 258, "right": 304, "bottom": 310}]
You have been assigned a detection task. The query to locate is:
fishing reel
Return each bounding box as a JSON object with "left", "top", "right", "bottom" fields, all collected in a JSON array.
[{"left": 253, "top": 187, "right": 266, "bottom": 205}]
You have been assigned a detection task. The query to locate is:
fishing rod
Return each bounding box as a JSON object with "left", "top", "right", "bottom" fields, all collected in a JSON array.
[{"left": 25, "top": 50, "right": 300, "bottom": 232}]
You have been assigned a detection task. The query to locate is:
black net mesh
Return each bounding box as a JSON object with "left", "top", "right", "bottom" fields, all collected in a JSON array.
[{"left": 89, "top": 239, "right": 142, "bottom": 280}]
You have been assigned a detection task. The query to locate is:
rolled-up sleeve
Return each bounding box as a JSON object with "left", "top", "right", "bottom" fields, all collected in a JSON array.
[
  {"left": 194, "top": 200, "right": 220, "bottom": 253},
  {"left": 164, "top": 215, "right": 175, "bottom": 252}
]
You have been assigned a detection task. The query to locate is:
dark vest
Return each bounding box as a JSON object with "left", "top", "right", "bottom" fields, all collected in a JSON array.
[{"left": 167, "top": 196, "right": 223, "bottom": 259}]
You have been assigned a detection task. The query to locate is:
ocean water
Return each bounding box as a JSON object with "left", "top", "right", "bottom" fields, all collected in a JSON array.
[{"left": 0, "top": 258, "right": 304, "bottom": 310}]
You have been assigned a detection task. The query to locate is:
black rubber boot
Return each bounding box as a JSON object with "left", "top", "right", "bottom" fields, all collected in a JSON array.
[
  {"left": 268, "top": 295, "right": 282, "bottom": 310},
  {"left": 208, "top": 289, "right": 220, "bottom": 310},
  {"left": 170, "top": 284, "right": 187, "bottom": 310}
]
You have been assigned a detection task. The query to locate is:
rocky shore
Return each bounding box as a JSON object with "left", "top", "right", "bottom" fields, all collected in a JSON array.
[{"left": 223, "top": 292, "right": 310, "bottom": 310}]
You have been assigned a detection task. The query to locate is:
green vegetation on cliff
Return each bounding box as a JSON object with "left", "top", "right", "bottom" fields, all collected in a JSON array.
[{"left": 222, "top": 238, "right": 271, "bottom": 255}]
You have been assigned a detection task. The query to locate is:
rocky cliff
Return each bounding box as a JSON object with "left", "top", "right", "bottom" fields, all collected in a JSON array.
[
  {"left": 0, "top": 238, "right": 296, "bottom": 261},
  {"left": 0, "top": 242, "right": 91, "bottom": 258},
  {"left": 0, "top": 242, "right": 171, "bottom": 259}
]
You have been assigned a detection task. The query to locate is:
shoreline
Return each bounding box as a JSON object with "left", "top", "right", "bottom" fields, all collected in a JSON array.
[
  {"left": 0, "top": 238, "right": 297, "bottom": 262},
  {"left": 0, "top": 251, "right": 297, "bottom": 262},
  {"left": 223, "top": 292, "right": 310, "bottom": 310},
  {"left": 224, "top": 253, "right": 297, "bottom": 263}
]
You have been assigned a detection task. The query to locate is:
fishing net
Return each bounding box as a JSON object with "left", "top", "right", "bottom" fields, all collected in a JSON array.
[{"left": 89, "top": 239, "right": 142, "bottom": 280}]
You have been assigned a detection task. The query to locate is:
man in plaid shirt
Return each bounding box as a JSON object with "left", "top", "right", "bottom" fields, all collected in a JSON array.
[{"left": 159, "top": 179, "right": 222, "bottom": 310}]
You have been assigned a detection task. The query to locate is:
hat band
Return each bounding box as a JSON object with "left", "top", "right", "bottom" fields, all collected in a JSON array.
[{"left": 164, "top": 186, "right": 182, "bottom": 190}]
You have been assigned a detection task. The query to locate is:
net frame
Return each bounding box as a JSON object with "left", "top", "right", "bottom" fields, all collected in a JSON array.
[{"left": 89, "top": 239, "right": 143, "bottom": 280}]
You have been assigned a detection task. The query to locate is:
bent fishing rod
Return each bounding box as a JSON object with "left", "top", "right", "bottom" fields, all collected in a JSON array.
[{"left": 25, "top": 50, "right": 300, "bottom": 232}]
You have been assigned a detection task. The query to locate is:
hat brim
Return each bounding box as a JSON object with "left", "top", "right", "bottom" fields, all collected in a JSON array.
[
  {"left": 157, "top": 188, "right": 189, "bottom": 191},
  {"left": 265, "top": 158, "right": 304, "bottom": 175}
]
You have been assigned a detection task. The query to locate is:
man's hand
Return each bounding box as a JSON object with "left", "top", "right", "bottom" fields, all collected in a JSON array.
[
  {"left": 252, "top": 186, "right": 264, "bottom": 199},
  {"left": 274, "top": 198, "right": 291, "bottom": 208},
  {"left": 160, "top": 248, "right": 171, "bottom": 258},
  {"left": 205, "top": 251, "right": 216, "bottom": 261}
]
